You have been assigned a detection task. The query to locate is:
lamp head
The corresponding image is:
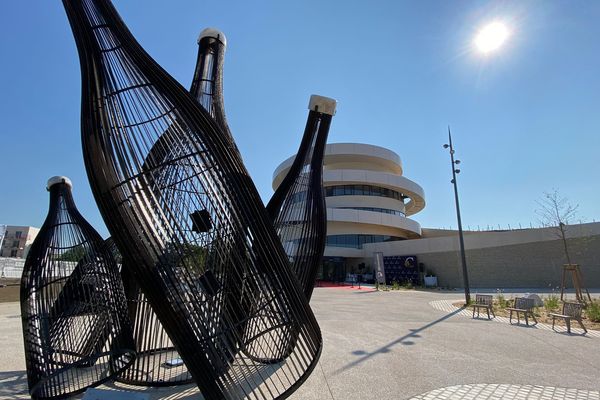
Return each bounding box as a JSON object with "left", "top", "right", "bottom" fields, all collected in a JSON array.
[{"left": 443, "top": 144, "right": 449, "bottom": 149}]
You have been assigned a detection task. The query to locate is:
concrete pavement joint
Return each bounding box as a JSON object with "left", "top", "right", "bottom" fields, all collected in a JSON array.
[{"left": 319, "top": 361, "right": 335, "bottom": 400}]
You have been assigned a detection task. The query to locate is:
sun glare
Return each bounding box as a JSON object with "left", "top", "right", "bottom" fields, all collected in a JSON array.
[{"left": 474, "top": 22, "right": 509, "bottom": 54}]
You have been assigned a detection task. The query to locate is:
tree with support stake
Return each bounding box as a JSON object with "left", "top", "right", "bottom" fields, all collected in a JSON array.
[{"left": 536, "top": 189, "right": 591, "bottom": 303}]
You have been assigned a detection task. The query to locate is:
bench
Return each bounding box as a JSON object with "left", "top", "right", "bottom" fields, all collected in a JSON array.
[
  {"left": 472, "top": 294, "right": 495, "bottom": 319},
  {"left": 549, "top": 302, "right": 587, "bottom": 334},
  {"left": 506, "top": 297, "right": 537, "bottom": 326}
]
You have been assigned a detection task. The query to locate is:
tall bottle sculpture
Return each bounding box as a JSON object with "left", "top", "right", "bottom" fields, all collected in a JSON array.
[
  {"left": 191, "top": 29, "right": 233, "bottom": 140},
  {"left": 192, "top": 29, "right": 334, "bottom": 301},
  {"left": 62, "top": 1, "right": 321, "bottom": 399},
  {"left": 113, "top": 27, "right": 235, "bottom": 388},
  {"left": 267, "top": 95, "right": 335, "bottom": 300},
  {"left": 192, "top": 28, "right": 289, "bottom": 364},
  {"left": 239, "top": 96, "right": 335, "bottom": 365},
  {"left": 20, "top": 176, "right": 134, "bottom": 399},
  {"left": 190, "top": 29, "right": 334, "bottom": 362}
]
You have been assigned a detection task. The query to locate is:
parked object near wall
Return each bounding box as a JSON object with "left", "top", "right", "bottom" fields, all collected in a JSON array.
[
  {"left": 424, "top": 275, "right": 438, "bottom": 287},
  {"left": 20, "top": 176, "right": 134, "bottom": 399},
  {"left": 62, "top": 1, "right": 322, "bottom": 399}
]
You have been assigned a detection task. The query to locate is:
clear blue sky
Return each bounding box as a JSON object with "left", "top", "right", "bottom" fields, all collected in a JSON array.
[{"left": 1, "top": 1, "right": 599, "bottom": 237}]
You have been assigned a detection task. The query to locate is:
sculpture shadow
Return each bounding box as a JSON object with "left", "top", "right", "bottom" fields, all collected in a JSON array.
[
  {"left": 0, "top": 370, "right": 28, "bottom": 399},
  {"left": 334, "top": 306, "right": 466, "bottom": 375},
  {"left": 100, "top": 360, "right": 280, "bottom": 399},
  {"left": 352, "top": 289, "right": 378, "bottom": 295}
]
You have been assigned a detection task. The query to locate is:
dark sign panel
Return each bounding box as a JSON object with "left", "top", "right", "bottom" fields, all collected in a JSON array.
[{"left": 383, "top": 256, "right": 418, "bottom": 285}]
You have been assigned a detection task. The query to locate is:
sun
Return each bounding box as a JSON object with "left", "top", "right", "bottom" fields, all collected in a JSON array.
[{"left": 474, "top": 22, "right": 509, "bottom": 54}]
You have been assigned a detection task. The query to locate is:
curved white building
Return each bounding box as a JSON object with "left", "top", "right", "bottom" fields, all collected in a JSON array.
[{"left": 272, "top": 143, "right": 426, "bottom": 264}]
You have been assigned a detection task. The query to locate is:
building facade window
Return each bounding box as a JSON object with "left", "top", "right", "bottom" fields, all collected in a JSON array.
[
  {"left": 324, "top": 185, "right": 405, "bottom": 201},
  {"left": 15, "top": 231, "right": 22, "bottom": 239},
  {"left": 325, "top": 234, "right": 404, "bottom": 249},
  {"left": 338, "top": 207, "right": 405, "bottom": 217}
]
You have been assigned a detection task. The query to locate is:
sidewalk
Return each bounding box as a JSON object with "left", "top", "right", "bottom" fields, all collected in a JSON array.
[{"left": 1, "top": 288, "right": 599, "bottom": 399}]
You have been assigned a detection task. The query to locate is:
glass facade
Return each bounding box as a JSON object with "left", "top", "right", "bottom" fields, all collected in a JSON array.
[
  {"left": 324, "top": 184, "right": 405, "bottom": 201},
  {"left": 288, "top": 184, "right": 405, "bottom": 204},
  {"left": 338, "top": 207, "right": 405, "bottom": 217},
  {"left": 325, "top": 234, "right": 404, "bottom": 249}
]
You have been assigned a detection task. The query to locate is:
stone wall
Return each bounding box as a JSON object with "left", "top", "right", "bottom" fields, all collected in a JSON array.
[{"left": 418, "top": 235, "right": 600, "bottom": 288}]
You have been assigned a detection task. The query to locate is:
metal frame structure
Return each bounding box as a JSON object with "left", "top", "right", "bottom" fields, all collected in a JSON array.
[
  {"left": 267, "top": 95, "right": 335, "bottom": 300},
  {"left": 20, "top": 177, "right": 134, "bottom": 399},
  {"left": 105, "top": 238, "right": 193, "bottom": 386},
  {"left": 113, "top": 27, "right": 230, "bottom": 388},
  {"left": 62, "top": 1, "right": 322, "bottom": 399},
  {"left": 191, "top": 28, "right": 237, "bottom": 153},
  {"left": 113, "top": 27, "right": 334, "bottom": 386}
]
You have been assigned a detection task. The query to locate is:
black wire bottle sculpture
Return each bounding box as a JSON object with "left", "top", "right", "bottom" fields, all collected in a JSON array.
[
  {"left": 267, "top": 95, "right": 335, "bottom": 300},
  {"left": 192, "top": 28, "right": 334, "bottom": 302},
  {"left": 113, "top": 28, "right": 233, "bottom": 388},
  {"left": 62, "top": 1, "right": 322, "bottom": 399},
  {"left": 241, "top": 95, "right": 335, "bottom": 365},
  {"left": 190, "top": 29, "right": 332, "bottom": 364},
  {"left": 107, "top": 238, "right": 193, "bottom": 386},
  {"left": 20, "top": 176, "right": 135, "bottom": 399},
  {"left": 191, "top": 28, "right": 239, "bottom": 156}
]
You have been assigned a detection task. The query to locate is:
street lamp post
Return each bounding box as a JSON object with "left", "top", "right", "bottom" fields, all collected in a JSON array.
[{"left": 444, "top": 127, "right": 471, "bottom": 304}]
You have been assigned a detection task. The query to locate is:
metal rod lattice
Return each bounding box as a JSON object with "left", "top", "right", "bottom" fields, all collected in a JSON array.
[
  {"left": 62, "top": 1, "right": 322, "bottom": 399},
  {"left": 20, "top": 176, "right": 135, "bottom": 399}
]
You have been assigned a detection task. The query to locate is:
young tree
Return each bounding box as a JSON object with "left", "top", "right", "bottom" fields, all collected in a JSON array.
[{"left": 535, "top": 189, "right": 579, "bottom": 265}]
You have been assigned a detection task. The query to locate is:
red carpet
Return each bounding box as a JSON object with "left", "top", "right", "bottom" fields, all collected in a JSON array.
[{"left": 315, "top": 281, "right": 377, "bottom": 292}]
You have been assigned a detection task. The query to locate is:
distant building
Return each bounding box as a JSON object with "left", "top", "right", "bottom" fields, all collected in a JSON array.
[
  {"left": 0, "top": 225, "right": 40, "bottom": 258},
  {"left": 273, "top": 142, "right": 425, "bottom": 281},
  {"left": 272, "top": 142, "right": 600, "bottom": 288},
  {"left": 0, "top": 225, "right": 5, "bottom": 249}
]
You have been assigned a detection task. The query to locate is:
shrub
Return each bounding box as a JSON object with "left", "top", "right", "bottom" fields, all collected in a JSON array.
[
  {"left": 496, "top": 289, "right": 509, "bottom": 309},
  {"left": 391, "top": 280, "right": 400, "bottom": 290},
  {"left": 401, "top": 281, "right": 413, "bottom": 290},
  {"left": 544, "top": 294, "right": 560, "bottom": 311},
  {"left": 586, "top": 300, "right": 600, "bottom": 322}
]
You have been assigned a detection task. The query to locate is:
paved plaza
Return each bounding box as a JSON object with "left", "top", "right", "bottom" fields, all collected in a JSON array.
[{"left": 1, "top": 287, "right": 599, "bottom": 399}]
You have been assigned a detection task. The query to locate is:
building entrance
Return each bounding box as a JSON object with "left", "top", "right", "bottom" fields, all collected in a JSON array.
[{"left": 320, "top": 257, "right": 346, "bottom": 283}]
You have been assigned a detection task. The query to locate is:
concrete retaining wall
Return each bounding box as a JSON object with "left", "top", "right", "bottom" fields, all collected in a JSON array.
[
  {"left": 360, "top": 223, "right": 600, "bottom": 288},
  {"left": 418, "top": 235, "right": 600, "bottom": 288}
]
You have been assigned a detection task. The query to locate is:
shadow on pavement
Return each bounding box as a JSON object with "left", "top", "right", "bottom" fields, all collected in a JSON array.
[
  {"left": 0, "top": 370, "right": 28, "bottom": 399},
  {"left": 334, "top": 306, "right": 466, "bottom": 375}
]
